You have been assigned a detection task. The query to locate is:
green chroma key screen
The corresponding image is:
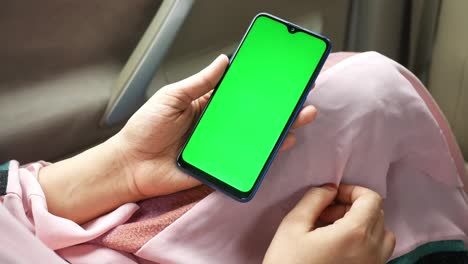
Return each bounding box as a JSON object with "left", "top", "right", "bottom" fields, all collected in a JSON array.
[{"left": 179, "top": 14, "right": 329, "bottom": 200}]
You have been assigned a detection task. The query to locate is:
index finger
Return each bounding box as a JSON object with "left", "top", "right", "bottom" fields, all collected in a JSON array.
[{"left": 336, "top": 184, "right": 383, "bottom": 225}]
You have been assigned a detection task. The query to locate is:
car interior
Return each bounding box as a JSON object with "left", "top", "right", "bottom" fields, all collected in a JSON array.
[{"left": 1, "top": 0, "right": 467, "bottom": 175}]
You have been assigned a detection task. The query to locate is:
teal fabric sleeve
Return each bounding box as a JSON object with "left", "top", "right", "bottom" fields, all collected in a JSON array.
[
  {"left": 0, "top": 161, "right": 9, "bottom": 195},
  {"left": 388, "top": 240, "right": 466, "bottom": 264},
  {"left": 0, "top": 161, "right": 9, "bottom": 170}
]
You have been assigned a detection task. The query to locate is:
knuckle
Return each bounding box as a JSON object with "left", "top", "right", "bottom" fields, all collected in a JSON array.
[
  {"left": 282, "top": 211, "right": 302, "bottom": 225},
  {"left": 302, "top": 187, "right": 327, "bottom": 202},
  {"left": 366, "top": 192, "right": 383, "bottom": 210},
  {"left": 160, "top": 84, "right": 181, "bottom": 99},
  {"left": 373, "top": 194, "right": 383, "bottom": 207},
  {"left": 347, "top": 225, "right": 369, "bottom": 243},
  {"left": 376, "top": 197, "right": 383, "bottom": 208},
  {"left": 281, "top": 213, "right": 305, "bottom": 230},
  {"left": 198, "top": 73, "right": 214, "bottom": 89}
]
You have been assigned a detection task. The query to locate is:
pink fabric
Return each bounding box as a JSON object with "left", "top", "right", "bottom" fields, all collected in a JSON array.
[
  {"left": 0, "top": 205, "right": 65, "bottom": 263},
  {"left": 1, "top": 51, "right": 467, "bottom": 263},
  {"left": 2, "top": 160, "right": 140, "bottom": 263},
  {"left": 92, "top": 185, "right": 213, "bottom": 253},
  {"left": 134, "top": 52, "right": 468, "bottom": 263}
]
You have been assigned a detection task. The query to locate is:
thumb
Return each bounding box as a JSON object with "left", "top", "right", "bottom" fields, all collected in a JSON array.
[
  {"left": 168, "top": 54, "right": 229, "bottom": 102},
  {"left": 281, "top": 184, "right": 337, "bottom": 233}
]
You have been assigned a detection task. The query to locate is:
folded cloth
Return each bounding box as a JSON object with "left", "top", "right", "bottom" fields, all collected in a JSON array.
[
  {"left": 2, "top": 52, "right": 468, "bottom": 264},
  {"left": 91, "top": 185, "right": 213, "bottom": 253}
]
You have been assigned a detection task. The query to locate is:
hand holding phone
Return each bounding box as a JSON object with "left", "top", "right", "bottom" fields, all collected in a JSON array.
[
  {"left": 178, "top": 13, "right": 331, "bottom": 201},
  {"left": 113, "top": 52, "right": 317, "bottom": 208}
]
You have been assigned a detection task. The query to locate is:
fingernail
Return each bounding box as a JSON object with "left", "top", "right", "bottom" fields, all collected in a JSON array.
[{"left": 321, "top": 183, "right": 337, "bottom": 190}]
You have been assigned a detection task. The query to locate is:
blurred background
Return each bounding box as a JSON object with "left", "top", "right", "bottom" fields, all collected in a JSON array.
[{"left": 0, "top": 0, "right": 466, "bottom": 168}]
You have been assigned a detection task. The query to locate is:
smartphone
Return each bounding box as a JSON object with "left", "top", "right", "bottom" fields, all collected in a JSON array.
[{"left": 177, "top": 13, "right": 331, "bottom": 202}]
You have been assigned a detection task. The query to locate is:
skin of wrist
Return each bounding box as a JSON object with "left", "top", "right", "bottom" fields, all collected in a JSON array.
[
  {"left": 106, "top": 133, "right": 149, "bottom": 202},
  {"left": 37, "top": 136, "right": 143, "bottom": 224}
]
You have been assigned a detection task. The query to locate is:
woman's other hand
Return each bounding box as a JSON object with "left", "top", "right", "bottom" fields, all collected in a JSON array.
[{"left": 264, "top": 184, "right": 396, "bottom": 264}]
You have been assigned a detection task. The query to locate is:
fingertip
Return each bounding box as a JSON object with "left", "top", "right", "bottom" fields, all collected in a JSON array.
[
  {"left": 220, "top": 53, "right": 229, "bottom": 60},
  {"left": 206, "top": 54, "right": 229, "bottom": 74},
  {"left": 216, "top": 54, "right": 230, "bottom": 65},
  {"left": 305, "top": 104, "right": 318, "bottom": 116},
  {"left": 320, "top": 183, "right": 337, "bottom": 190},
  {"left": 301, "top": 185, "right": 338, "bottom": 210},
  {"left": 284, "top": 185, "right": 338, "bottom": 231},
  {"left": 291, "top": 104, "right": 318, "bottom": 129},
  {"left": 302, "top": 105, "right": 318, "bottom": 122},
  {"left": 278, "top": 133, "right": 296, "bottom": 152},
  {"left": 303, "top": 185, "right": 338, "bottom": 201},
  {"left": 382, "top": 230, "right": 396, "bottom": 261},
  {"left": 336, "top": 184, "right": 384, "bottom": 224}
]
